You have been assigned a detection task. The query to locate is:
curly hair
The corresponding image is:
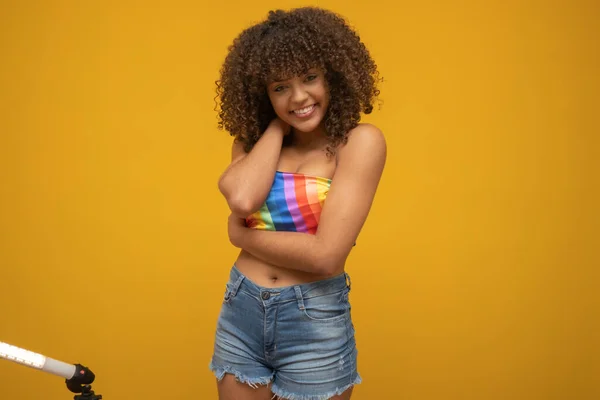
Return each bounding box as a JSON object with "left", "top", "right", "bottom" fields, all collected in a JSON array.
[{"left": 215, "top": 7, "right": 380, "bottom": 155}]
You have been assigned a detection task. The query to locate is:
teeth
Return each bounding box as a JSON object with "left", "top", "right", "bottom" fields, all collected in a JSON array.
[{"left": 293, "top": 105, "right": 315, "bottom": 115}]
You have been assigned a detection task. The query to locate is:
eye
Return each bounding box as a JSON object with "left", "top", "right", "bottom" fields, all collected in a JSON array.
[
  {"left": 306, "top": 74, "right": 318, "bottom": 82},
  {"left": 273, "top": 85, "right": 285, "bottom": 92}
]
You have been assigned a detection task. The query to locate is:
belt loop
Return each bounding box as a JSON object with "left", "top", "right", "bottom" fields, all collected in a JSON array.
[
  {"left": 345, "top": 273, "right": 352, "bottom": 291},
  {"left": 231, "top": 275, "right": 244, "bottom": 297},
  {"left": 294, "top": 286, "right": 305, "bottom": 310}
]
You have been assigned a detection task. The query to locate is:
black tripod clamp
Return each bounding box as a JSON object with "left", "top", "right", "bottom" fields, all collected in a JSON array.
[{"left": 66, "top": 364, "right": 103, "bottom": 400}]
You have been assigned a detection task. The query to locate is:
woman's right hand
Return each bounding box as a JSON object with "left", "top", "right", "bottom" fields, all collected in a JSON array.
[{"left": 268, "top": 117, "right": 291, "bottom": 136}]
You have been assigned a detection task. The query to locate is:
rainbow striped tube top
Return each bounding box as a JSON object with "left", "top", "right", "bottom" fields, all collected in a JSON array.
[{"left": 245, "top": 171, "right": 331, "bottom": 234}]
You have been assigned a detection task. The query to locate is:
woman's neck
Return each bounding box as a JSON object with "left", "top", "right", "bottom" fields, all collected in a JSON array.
[{"left": 288, "top": 124, "right": 328, "bottom": 151}]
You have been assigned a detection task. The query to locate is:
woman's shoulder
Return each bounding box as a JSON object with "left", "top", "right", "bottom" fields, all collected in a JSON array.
[
  {"left": 338, "top": 123, "right": 386, "bottom": 159},
  {"left": 331, "top": 123, "right": 386, "bottom": 179},
  {"left": 347, "top": 122, "right": 384, "bottom": 139}
]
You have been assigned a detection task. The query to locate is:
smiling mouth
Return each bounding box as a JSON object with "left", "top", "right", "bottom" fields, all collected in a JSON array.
[{"left": 291, "top": 104, "right": 316, "bottom": 116}]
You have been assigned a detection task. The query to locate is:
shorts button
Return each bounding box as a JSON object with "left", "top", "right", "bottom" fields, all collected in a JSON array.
[{"left": 261, "top": 292, "right": 271, "bottom": 300}]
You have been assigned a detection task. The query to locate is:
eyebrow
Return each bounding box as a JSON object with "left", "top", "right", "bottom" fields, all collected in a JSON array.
[{"left": 270, "top": 69, "right": 319, "bottom": 85}]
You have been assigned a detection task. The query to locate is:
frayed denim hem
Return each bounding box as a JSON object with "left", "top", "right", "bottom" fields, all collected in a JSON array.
[
  {"left": 209, "top": 361, "right": 274, "bottom": 389},
  {"left": 270, "top": 374, "right": 362, "bottom": 400}
]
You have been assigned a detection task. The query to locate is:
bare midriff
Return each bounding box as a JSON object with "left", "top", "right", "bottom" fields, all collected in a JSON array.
[{"left": 234, "top": 250, "right": 341, "bottom": 288}]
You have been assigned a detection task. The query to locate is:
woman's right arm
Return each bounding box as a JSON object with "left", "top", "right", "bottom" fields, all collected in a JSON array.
[{"left": 218, "top": 119, "right": 289, "bottom": 217}]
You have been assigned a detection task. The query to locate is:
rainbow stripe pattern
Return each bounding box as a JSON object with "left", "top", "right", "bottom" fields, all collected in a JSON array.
[{"left": 245, "top": 171, "right": 331, "bottom": 234}]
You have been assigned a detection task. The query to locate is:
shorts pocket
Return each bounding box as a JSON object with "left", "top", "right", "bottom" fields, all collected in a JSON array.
[{"left": 301, "top": 288, "right": 349, "bottom": 322}]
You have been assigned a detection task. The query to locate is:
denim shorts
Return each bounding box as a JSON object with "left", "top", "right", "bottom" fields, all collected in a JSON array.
[{"left": 209, "top": 265, "right": 361, "bottom": 399}]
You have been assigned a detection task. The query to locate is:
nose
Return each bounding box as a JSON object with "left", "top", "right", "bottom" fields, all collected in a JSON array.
[{"left": 290, "top": 85, "right": 309, "bottom": 105}]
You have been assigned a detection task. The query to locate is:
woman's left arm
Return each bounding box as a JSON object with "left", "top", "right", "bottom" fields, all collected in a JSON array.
[{"left": 228, "top": 124, "right": 387, "bottom": 275}]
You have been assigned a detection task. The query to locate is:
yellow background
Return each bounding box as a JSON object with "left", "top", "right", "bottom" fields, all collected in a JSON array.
[{"left": 1, "top": 0, "right": 597, "bottom": 399}]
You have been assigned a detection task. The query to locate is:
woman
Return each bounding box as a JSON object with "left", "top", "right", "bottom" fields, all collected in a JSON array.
[{"left": 209, "top": 7, "right": 386, "bottom": 400}]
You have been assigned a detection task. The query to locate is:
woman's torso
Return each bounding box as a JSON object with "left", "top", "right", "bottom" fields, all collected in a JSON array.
[{"left": 233, "top": 142, "right": 341, "bottom": 288}]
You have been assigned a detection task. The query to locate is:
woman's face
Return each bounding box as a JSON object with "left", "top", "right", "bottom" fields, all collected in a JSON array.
[{"left": 266, "top": 68, "right": 330, "bottom": 134}]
